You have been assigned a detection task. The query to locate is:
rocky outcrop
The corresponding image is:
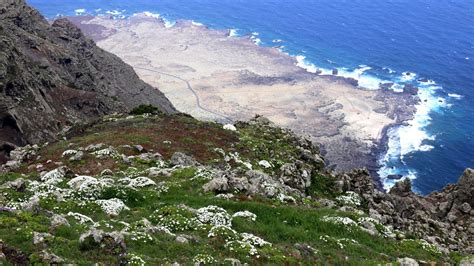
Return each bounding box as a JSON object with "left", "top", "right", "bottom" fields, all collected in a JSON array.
[
  {"left": 0, "top": 0, "right": 175, "bottom": 156},
  {"left": 336, "top": 168, "right": 474, "bottom": 253}
]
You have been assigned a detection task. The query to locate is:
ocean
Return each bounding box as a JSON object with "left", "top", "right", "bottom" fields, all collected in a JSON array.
[{"left": 27, "top": 0, "right": 474, "bottom": 195}]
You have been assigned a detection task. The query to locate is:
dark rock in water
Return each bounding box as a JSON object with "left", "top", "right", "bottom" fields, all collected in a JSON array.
[
  {"left": 0, "top": 0, "right": 176, "bottom": 150},
  {"left": 380, "top": 82, "right": 394, "bottom": 90},
  {"left": 344, "top": 77, "right": 359, "bottom": 87},
  {"left": 418, "top": 78, "right": 429, "bottom": 83},
  {"left": 332, "top": 69, "right": 338, "bottom": 75},
  {"left": 387, "top": 174, "right": 403, "bottom": 180},
  {"left": 403, "top": 84, "right": 418, "bottom": 95}
]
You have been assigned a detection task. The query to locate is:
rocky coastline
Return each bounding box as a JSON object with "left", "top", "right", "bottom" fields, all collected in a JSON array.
[{"left": 68, "top": 14, "right": 421, "bottom": 179}]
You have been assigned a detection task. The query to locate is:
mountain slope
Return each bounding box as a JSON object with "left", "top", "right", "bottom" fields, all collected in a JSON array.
[
  {"left": 0, "top": 113, "right": 472, "bottom": 264},
  {"left": 0, "top": 0, "right": 176, "bottom": 152}
]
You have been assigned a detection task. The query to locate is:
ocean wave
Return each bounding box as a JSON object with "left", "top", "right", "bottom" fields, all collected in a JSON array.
[
  {"left": 378, "top": 81, "right": 446, "bottom": 191},
  {"left": 104, "top": 9, "right": 126, "bottom": 19},
  {"left": 75, "top": 8, "right": 86, "bottom": 15},
  {"left": 295, "top": 55, "right": 332, "bottom": 75},
  {"left": 400, "top": 71, "right": 416, "bottom": 82},
  {"left": 337, "top": 66, "right": 390, "bottom": 90},
  {"left": 248, "top": 32, "right": 262, "bottom": 45},
  {"left": 191, "top": 20, "right": 204, "bottom": 26},
  {"left": 294, "top": 56, "right": 390, "bottom": 90},
  {"left": 143, "top": 11, "right": 161, "bottom": 19},
  {"left": 228, "top": 29, "right": 239, "bottom": 37},
  {"left": 106, "top": 10, "right": 123, "bottom": 16},
  {"left": 142, "top": 11, "right": 176, "bottom": 28},
  {"left": 448, "top": 93, "right": 462, "bottom": 99}
]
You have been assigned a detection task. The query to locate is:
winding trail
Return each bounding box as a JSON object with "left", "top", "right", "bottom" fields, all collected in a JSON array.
[{"left": 134, "top": 66, "right": 233, "bottom": 123}]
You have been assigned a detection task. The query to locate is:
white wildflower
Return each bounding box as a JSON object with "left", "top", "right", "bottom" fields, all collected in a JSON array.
[
  {"left": 61, "top": 150, "right": 78, "bottom": 157},
  {"left": 223, "top": 124, "right": 237, "bottom": 131},
  {"left": 336, "top": 191, "right": 361, "bottom": 206},
  {"left": 196, "top": 205, "right": 232, "bottom": 227},
  {"left": 321, "top": 216, "right": 357, "bottom": 226},
  {"left": 258, "top": 160, "right": 272, "bottom": 169},
  {"left": 95, "top": 198, "right": 129, "bottom": 216},
  {"left": 232, "top": 211, "right": 257, "bottom": 222}
]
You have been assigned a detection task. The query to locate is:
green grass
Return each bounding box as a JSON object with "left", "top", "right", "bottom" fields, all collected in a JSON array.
[{"left": 0, "top": 114, "right": 459, "bottom": 265}]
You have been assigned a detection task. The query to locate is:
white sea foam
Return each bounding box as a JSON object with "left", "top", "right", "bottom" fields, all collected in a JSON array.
[
  {"left": 250, "top": 36, "right": 262, "bottom": 45},
  {"left": 142, "top": 12, "right": 175, "bottom": 28},
  {"left": 400, "top": 71, "right": 416, "bottom": 82},
  {"left": 448, "top": 93, "right": 462, "bottom": 99},
  {"left": 378, "top": 81, "right": 446, "bottom": 191},
  {"left": 106, "top": 10, "right": 123, "bottom": 16},
  {"left": 75, "top": 8, "right": 86, "bottom": 14},
  {"left": 294, "top": 56, "right": 388, "bottom": 88},
  {"left": 228, "top": 29, "right": 239, "bottom": 37},
  {"left": 418, "top": 79, "right": 436, "bottom": 86},
  {"left": 143, "top": 11, "right": 161, "bottom": 19},
  {"left": 337, "top": 66, "right": 389, "bottom": 90},
  {"left": 383, "top": 67, "right": 396, "bottom": 74},
  {"left": 295, "top": 55, "right": 332, "bottom": 75},
  {"left": 191, "top": 20, "right": 204, "bottom": 26}
]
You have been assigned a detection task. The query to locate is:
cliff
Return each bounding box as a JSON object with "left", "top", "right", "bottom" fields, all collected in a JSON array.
[{"left": 0, "top": 0, "right": 176, "bottom": 153}]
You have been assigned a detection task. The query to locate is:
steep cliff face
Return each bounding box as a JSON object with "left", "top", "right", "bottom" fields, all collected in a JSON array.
[{"left": 0, "top": 0, "right": 176, "bottom": 152}]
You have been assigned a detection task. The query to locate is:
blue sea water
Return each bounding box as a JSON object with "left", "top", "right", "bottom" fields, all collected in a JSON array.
[{"left": 28, "top": 0, "right": 474, "bottom": 195}]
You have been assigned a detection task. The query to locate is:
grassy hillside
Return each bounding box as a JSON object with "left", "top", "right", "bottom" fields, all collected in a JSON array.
[{"left": 0, "top": 113, "right": 461, "bottom": 265}]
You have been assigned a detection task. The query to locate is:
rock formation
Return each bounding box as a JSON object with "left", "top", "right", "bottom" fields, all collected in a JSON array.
[{"left": 0, "top": 0, "right": 176, "bottom": 157}]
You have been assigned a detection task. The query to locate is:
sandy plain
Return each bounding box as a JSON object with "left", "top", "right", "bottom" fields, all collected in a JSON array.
[{"left": 70, "top": 14, "right": 417, "bottom": 172}]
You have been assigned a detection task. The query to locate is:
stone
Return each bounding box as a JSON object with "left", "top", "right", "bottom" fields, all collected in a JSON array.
[
  {"left": 37, "top": 251, "right": 64, "bottom": 264},
  {"left": 79, "top": 229, "right": 126, "bottom": 255},
  {"left": 148, "top": 167, "right": 172, "bottom": 178},
  {"left": 22, "top": 196, "right": 40, "bottom": 212},
  {"left": 8, "top": 178, "right": 26, "bottom": 192},
  {"left": 359, "top": 220, "right": 378, "bottom": 236},
  {"left": 459, "top": 202, "right": 471, "bottom": 214},
  {"left": 69, "top": 151, "right": 84, "bottom": 161},
  {"left": 170, "top": 152, "right": 199, "bottom": 167},
  {"left": 389, "top": 178, "right": 412, "bottom": 196},
  {"left": 5, "top": 160, "right": 21, "bottom": 170},
  {"left": 33, "top": 232, "right": 52, "bottom": 245},
  {"left": 228, "top": 176, "right": 251, "bottom": 192},
  {"left": 397, "top": 257, "right": 419, "bottom": 266},
  {"left": 224, "top": 258, "right": 242, "bottom": 266},
  {"left": 85, "top": 143, "right": 106, "bottom": 152},
  {"left": 51, "top": 214, "right": 70, "bottom": 229},
  {"left": 203, "top": 177, "right": 229, "bottom": 193},
  {"left": 134, "top": 145, "right": 146, "bottom": 153},
  {"left": 279, "top": 162, "right": 311, "bottom": 191},
  {"left": 294, "top": 243, "right": 317, "bottom": 257},
  {"left": 176, "top": 235, "right": 189, "bottom": 244},
  {"left": 100, "top": 169, "right": 114, "bottom": 176}
]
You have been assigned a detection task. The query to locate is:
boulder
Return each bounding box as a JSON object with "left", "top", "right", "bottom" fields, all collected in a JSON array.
[
  {"left": 203, "top": 177, "right": 229, "bottom": 193},
  {"left": 397, "top": 257, "right": 419, "bottom": 266},
  {"left": 170, "top": 152, "right": 199, "bottom": 167},
  {"left": 79, "top": 229, "right": 126, "bottom": 255},
  {"left": 389, "top": 178, "right": 412, "bottom": 197},
  {"left": 279, "top": 162, "right": 311, "bottom": 191}
]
